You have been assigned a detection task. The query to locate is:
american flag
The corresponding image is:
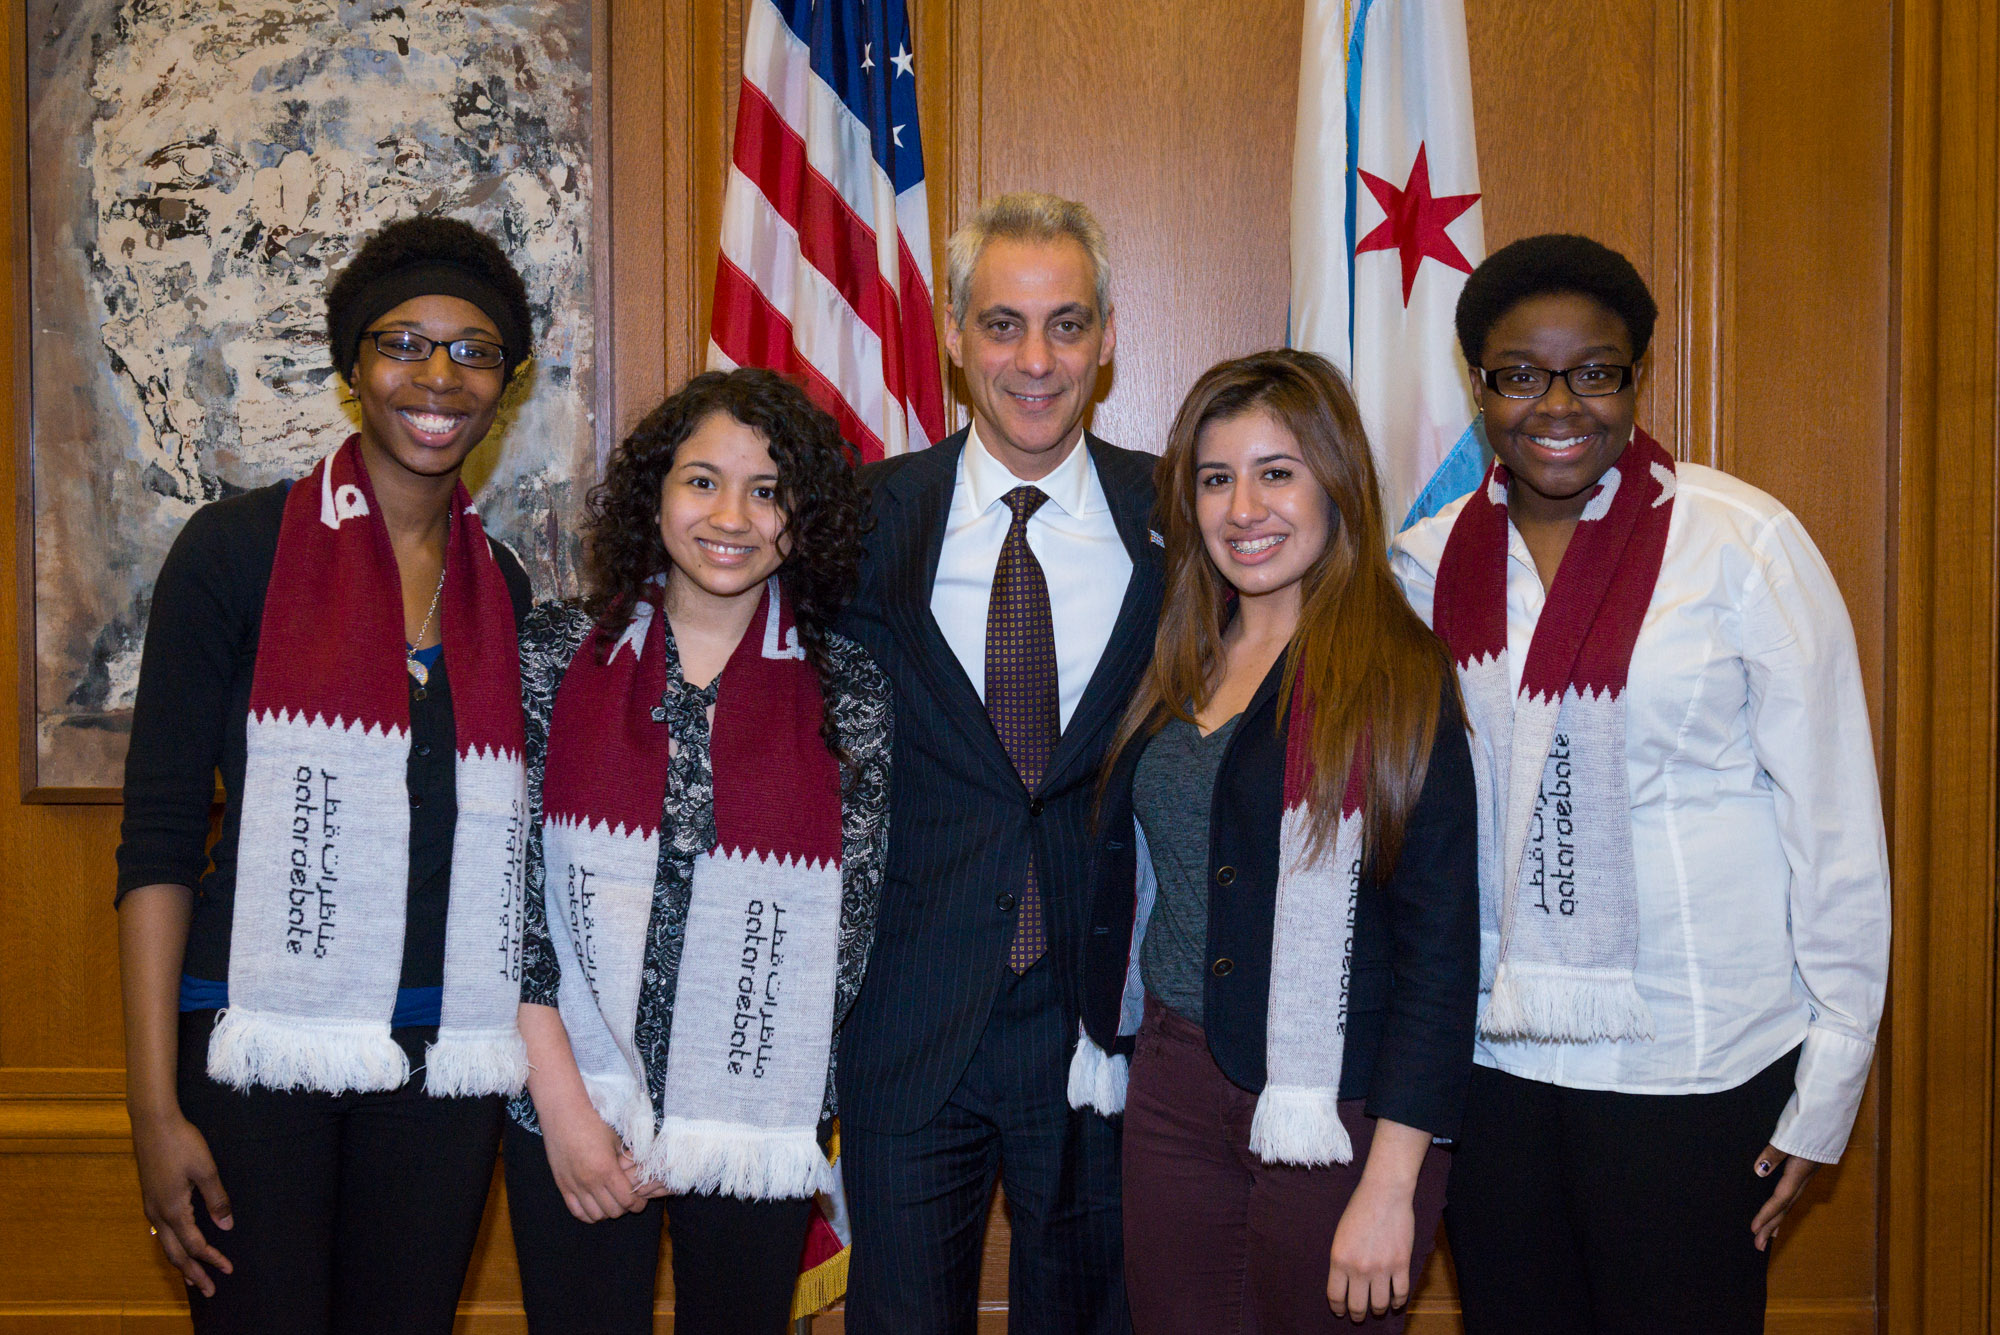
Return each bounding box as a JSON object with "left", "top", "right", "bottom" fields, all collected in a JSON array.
[{"left": 710, "top": 0, "right": 948, "bottom": 462}]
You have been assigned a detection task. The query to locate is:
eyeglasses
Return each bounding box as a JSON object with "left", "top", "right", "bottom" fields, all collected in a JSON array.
[
  {"left": 361, "top": 329, "right": 506, "bottom": 370},
  {"left": 1477, "top": 363, "right": 1634, "bottom": 399}
]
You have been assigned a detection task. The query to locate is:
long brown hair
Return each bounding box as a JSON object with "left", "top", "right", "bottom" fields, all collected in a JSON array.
[{"left": 1105, "top": 349, "right": 1455, "bottom": 876}]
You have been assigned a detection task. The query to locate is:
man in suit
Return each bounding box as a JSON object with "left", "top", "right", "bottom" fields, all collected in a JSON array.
[{"left": 838, "top": 192, "right": 1163, "bottom": 1333}]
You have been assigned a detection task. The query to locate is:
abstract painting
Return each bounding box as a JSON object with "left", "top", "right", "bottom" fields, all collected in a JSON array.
[{"left": 25, "top": 0, "right": 596, "bottom": 793}]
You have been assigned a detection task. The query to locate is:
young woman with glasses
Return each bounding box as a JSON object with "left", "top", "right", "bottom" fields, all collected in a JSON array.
[
  {"left": 1072, "top": 348, "right": 1479, "bottom": 1332},
  {"left": 1393, "top": 233, "right": 1891, "bottom": 1334},
  {"left": 116, "top": 215, "right": 539, "bottom": 1331}
]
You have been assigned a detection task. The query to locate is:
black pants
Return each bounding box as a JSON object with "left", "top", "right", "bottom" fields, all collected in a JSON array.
[
  {"left": 502, "top": 1117, "right": 814, "bottom": 1335},
  {"left": 174, "top": 1010, "right": 503, "bottom": 1335},
  {"left": 1444, "top": 1047, "right": 1802, "bottom": 1335},
  {"left": 842, "top": 958, "right": 1130, "bottom": 1335}
]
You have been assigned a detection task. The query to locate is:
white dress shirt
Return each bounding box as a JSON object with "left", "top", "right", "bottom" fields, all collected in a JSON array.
[
  {"left": 1392, "top": 462, "right": 1890, "bottom": 1163},
  {"left": 930, "top": 426, "right": 1133, "bottom": 732}
]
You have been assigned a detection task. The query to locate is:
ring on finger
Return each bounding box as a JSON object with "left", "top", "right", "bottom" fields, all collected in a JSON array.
[{"left": 148, "top": 1225, "right": 157, "bottom": 1237}]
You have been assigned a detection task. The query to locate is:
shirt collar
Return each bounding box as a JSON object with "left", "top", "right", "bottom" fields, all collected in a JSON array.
[{"left": 963, "top": 422, "right": 1106, "bottom": 520}]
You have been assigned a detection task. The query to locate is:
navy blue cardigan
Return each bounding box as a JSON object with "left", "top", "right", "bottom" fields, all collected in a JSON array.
[{"left": 1079, "top": 655, "right": 1480, "bottom": 1139}]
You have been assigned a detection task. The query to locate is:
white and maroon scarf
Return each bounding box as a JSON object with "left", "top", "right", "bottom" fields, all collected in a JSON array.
[
  {"left": 213, "top": 435, "right": 529, "bottom": 1096},
  {"left": 1071, "top": 682, "right": 1370, "bottom": 1166},
  {"left": 540, "top": 578, "right": 844, "bottom": 1200},
  {"left": 1431, "top": 429, "right": 1674, "bottom": 1043}
]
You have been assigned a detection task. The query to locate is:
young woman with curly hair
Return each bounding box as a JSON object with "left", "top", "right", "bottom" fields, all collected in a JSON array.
[
  {"left": 116, "top": 214, "right": 538, "bottom": 1332},
  {"left": 503, "top": 368, "right": 892, "bottom": 1335}
]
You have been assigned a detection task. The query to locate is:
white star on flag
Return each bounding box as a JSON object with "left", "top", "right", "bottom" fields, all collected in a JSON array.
[
  {"left": 892, "top": 43, "right": 914, "bottom": 76},
  {"left": 861, "top": 43, "right": 872, "bottom": 69}
]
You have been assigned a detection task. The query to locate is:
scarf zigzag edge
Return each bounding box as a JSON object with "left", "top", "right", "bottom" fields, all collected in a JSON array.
[{"left": 251, "top": 706, "right": 410, "bottom": 740}]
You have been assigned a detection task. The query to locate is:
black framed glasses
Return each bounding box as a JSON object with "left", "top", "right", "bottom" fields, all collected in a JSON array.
[
  {"left": 361, "top": 329, "right": 506, "bottom": 370},
  {"left": 1477, "top": 363, "right": 1634, "bottom": 399}
]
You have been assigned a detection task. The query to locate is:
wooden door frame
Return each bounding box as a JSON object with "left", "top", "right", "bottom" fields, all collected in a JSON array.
[{"left": 1883, "top": 0, "right": 1999, "bottom": 1331}]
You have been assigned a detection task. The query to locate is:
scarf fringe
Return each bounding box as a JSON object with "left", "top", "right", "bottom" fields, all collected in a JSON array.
[
  {"left": 1067, "top": 1034, "right": 1129, "bottom": 1117},
  {"left": 424, "top": 1027, "right": 530, "bottom": 1097},
  {"left": 206, "top": 1007, "right": 409, "bottom": 1093},
  {"left": 1480, "top": 961, "right": 1655, "bottom": 1042},
  {"left": 637, "top": 1117, "right": 834, "bottom": 1200},
  {"left": 1247, "top": 1084, "right": 1354, "bottom": 1167}
]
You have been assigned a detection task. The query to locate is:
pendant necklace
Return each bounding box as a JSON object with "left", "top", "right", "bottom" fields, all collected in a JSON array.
[{"left": 407, "top": 560, "right": 447, "bottom": 698}]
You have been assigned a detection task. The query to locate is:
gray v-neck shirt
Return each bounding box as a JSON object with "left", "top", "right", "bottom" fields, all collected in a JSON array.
[{"left": 1134, "top": 712, "right": 1240, "bottom": 1026}]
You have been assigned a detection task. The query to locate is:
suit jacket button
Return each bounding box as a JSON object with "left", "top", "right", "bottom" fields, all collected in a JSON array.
[
  {"left": 1211, "top": 957, "right": 1234, "bottom": 977},
  {"left": 1215, "top": 865, "right": 1236, "bottom": 886},
  {"left": 1029, "top": 797, "right": 1045, "bottom": 817},
  {"left": 996, "top": 892, "right": 1017, "bottom": 911}
]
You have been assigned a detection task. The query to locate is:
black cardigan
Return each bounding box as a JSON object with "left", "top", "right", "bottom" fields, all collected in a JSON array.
[{"left": 1079, "top": 654, "right": 1480, "bottom": 1139}]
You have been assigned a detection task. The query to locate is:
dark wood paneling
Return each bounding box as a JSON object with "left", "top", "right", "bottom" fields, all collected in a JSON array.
[{"left": 1883, "top": 0, "right": 2000, "bottom": 1330}]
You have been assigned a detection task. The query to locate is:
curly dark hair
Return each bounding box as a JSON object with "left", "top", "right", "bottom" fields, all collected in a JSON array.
[
  {"left": 1455, "top": 233, "right": 1659, "bottom": 366},
  {"left": 584, "top": 368, "right": 870, "bottom": 765},
  {"left": 324, "top": 214, "right": 535, "bottom": 384}
]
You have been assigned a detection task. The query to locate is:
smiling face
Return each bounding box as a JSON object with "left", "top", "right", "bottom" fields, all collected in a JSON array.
[
  {"left": 1476, "top": 291, "right": 1640, "bottom": 525},
  {"left": 350, "top": 294, "right": 507, "bottom": 484},
  {"left": 944, "top": 235, "right": 1115, "bottom": 481},
  {"left": 1194, "top": 409, "right": 1334, "bottom": 614},
  {"left": 657, "top": 411, "right": 793, "bottom": 612}
]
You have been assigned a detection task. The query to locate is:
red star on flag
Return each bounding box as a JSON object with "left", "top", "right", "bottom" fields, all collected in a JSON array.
[{"left": 1355, "top": 143, "right": 1481, "bottom": 305}]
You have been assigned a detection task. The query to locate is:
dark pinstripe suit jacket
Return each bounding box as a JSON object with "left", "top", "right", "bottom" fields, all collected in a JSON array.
[{"left": 836, "top": 428, "right": 1165, "bottom": 1134}]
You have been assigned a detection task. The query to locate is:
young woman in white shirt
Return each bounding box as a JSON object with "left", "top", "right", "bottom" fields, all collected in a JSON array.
[{"left": 1391, "top": 233, "right": 1890, "bottom": 1335}]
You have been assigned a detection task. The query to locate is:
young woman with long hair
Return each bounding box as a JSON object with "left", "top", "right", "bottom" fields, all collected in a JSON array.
[
  {"left": 503, "top": 368, "right": 890, "bottom": 1335},
  {"left": 116, "top": 215, "right": 538, "bottom": 1331},
  {"left": 1070, "top": 348, "right": 1478, "bottom": 1332}
]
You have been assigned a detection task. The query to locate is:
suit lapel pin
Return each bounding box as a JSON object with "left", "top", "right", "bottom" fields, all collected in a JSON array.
[{"left": 1148, "top": 529, "right": 1165, "bottom": 548}]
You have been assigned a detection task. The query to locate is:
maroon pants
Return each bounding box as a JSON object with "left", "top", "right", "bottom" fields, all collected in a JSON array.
[{"left": 1122, "top": 997, "right": 1450, "bottom": 1334}]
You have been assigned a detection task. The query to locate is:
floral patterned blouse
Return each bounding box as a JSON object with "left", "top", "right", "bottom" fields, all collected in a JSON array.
[{"left": 508, "top": 599, "right": 892, "bottom": 1132}]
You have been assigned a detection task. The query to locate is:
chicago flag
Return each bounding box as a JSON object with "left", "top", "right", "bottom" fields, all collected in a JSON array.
[{"left": 1291, "top": 0, "right": 1486, "bottom": 529}]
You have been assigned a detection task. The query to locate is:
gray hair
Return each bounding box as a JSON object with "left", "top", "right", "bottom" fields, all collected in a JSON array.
[{"left": 945, "top": 192, "right": 1113, "bottom": 326}]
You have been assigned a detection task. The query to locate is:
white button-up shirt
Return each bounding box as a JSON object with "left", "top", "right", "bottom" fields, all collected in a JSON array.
[
  {"left": 930, "top": 426, "right": 1133, "bottom": 732},
  {"left": 1392, "top": 462, "right": 1890, "bottom": 1163}
]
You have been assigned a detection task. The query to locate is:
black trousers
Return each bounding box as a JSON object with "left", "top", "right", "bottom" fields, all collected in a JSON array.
[
  {"left": 502, "top": 1117, "right": 815, "bottom": 1335},
  {"left": 174, "top": 1010, "right": 503, "bottom": 1335},
  {"left": 1444, "top": 1047, "right": 1802, "bottom": 1335},
  {"left": 842, "top": 958, "right": 1130, "bottom": 1335}
]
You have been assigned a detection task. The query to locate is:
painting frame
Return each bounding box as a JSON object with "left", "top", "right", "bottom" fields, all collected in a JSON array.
[{"left": 13, "top": 0, "right": 614, "bottom": 803}]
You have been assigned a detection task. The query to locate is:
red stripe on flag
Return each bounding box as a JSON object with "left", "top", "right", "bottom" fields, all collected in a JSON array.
[
  {"left": 896, "top": 236, "right": 947, "bottom": 442},
  {"left": 734, "top": 82, "right": 895, "bottom": 347},
  {"left": 712, "top": 255, "right": 888, "bottom": 463}
]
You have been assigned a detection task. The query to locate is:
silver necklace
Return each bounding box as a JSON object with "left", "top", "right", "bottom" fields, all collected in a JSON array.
[{"left": 407, "top": 560, "right": 447, "bottom": 692}]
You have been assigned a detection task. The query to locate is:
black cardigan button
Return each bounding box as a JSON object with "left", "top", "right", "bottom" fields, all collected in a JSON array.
[
  {"left": 1215, "top": 865, "right": 1236, "bottom": 886},
  {"left": 1029, "top": 797, "right": 1045, "bottom": 817},
  {"left": 1211, "top": 957, "right": 1234, "bottom": 977},
  {"left": 996, "top": 892, "right": 1017, "bottom": 911}
]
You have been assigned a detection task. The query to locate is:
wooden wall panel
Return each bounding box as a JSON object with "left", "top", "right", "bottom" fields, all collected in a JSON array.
[
  {"left": 952, "top": 0, "right": 1303, "bottom": 454},
  {"left": 1883, "top": 0, "right": 2000, "bottom": 1329}
]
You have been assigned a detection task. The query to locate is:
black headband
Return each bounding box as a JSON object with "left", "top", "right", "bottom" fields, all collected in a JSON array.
[{"left": 333, "top": 263, "right": 531, "bottom": 382}]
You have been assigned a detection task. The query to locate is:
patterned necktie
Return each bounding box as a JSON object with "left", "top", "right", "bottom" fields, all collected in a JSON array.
[{"left": 986, "top": 485, "right": 1058, "bottom": 973}]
